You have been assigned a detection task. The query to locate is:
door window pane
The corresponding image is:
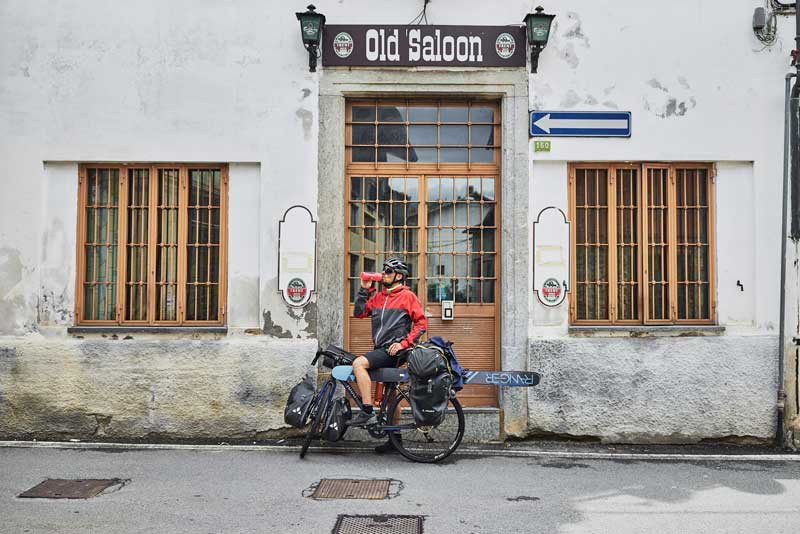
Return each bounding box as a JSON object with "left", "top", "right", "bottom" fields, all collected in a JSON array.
[
  {"left": 378, "top": 106, "right": 405, "bottom": 122},
  {"left": 441, "top": 148, "right": 468, "bottom": 162},
  {"left": 352, "top": 106, "right": 375, "bottom": 122},
  {"left": 353, "top": 125, "right": 375, "bottom": 145},
  {"left": 440, "top": 107, "right": 468, "bottom": 122},
  {"left": 408, "top": 107, "right": 437, "bottom": 122}
]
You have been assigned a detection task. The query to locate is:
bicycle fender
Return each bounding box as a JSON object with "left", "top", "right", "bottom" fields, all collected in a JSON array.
[{"left": 332, "top": 365, "right": 355, "bottom": 381}]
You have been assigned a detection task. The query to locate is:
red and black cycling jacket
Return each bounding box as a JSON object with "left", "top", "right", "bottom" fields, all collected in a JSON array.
[{"left": 354, "top": 285, "right": 427, "bottom": 350}]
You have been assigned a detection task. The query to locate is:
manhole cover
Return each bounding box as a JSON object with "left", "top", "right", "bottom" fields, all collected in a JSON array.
[
  {"left": 18, "top": 479, "right": 123, "bottom": 499},
  {"left": 333, "top": 515, "right": 423, "bottom": 534},
  {"left": 313, "top": 479, "right": 390, "bottom": 499}
]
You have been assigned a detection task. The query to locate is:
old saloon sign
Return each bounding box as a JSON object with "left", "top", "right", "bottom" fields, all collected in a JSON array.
[{"left": 323, "top": 25, "right": 527, "bottom": 67}]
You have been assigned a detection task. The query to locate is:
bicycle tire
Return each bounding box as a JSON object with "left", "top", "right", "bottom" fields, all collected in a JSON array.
[
  {"left": 386, "top": 390, "right": 465, "bottom": 463},
  {"left": 300, "top": 392, "right": 328, "bottom": 459}
]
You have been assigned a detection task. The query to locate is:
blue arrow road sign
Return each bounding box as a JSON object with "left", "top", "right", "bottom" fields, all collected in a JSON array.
[{"left": 530, "top": 111, "right": 632, "bottom": 137}]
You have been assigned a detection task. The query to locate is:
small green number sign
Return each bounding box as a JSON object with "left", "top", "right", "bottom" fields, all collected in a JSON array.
[{"left": 534, "top": 140, "right": 551, "bottom": 153}]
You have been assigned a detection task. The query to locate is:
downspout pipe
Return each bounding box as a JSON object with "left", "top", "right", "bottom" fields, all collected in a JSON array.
[
  {"left": 779, "top": 72, "right": 795, "bottom": 447},
  {"left": 792, "top": 5, "right": 800, "bottom": 240}
]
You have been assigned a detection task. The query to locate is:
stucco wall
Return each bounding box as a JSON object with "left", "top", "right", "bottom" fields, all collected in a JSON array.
[
  {"left": 0, "top": 336, "right": 315, "bottom": 440},
  {"left": 529, "top": 335, "right": 778, "bottom": 442},
  {"left": 0, "top": 0, "right": 797, "bottom": 444}
]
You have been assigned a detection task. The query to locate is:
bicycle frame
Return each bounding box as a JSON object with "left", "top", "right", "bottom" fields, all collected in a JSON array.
[{"left": 328, "top": 375, "right": 417, "bottom": 434}]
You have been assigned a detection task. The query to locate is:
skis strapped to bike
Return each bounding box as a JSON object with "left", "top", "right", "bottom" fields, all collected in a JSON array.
[{"left": 364, "top": 367, "right": 540, "bottom": 387}]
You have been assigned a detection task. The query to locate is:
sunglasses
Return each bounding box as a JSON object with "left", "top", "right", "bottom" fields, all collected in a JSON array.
[{"left": 382, "top": 267, "right": 395, "bottom": 274}]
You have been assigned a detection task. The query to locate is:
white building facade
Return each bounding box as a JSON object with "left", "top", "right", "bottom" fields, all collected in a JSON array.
[{"left": 0, "top": 0, "right": 798, "bottom": 447}]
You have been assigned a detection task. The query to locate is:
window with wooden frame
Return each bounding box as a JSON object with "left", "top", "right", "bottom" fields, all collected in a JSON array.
[
  {"left": 346, "top": 99, "right": 501, "bottom": 169},
  {"left": 568, "top": 162, "right": 715, "bottom": 325},
  {"left": 76, "top": 163, "right": 228, "bottom": 326}
]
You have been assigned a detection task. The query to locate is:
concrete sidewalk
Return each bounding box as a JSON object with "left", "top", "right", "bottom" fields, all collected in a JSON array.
[
  {"left": 2, "top": 441, "right": 800, "bottom": 533},
  {"left": 2, "top": 438, "right": 799, "bottom": 462}
]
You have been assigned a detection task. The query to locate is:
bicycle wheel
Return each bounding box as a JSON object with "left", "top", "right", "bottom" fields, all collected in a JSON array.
[
  {"left": 300, "top": 393, "right": 328, "bottom": 459},
  {"left": 386, "top": 389, "right": 465, "bottom": 463}
]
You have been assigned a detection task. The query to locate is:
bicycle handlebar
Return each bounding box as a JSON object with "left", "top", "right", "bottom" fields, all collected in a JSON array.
[{"left": 311, "top": 349, "right": 322, "bottom": 366}]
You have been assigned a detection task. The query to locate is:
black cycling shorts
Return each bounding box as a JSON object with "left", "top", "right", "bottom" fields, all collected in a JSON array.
[{"left": 363, "top": 347, "right": 397, "bottom": 370}]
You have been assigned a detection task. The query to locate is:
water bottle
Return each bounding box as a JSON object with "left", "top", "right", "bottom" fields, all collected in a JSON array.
[{"left": 360, "top": 272, "right": 383, "bottom": 282}]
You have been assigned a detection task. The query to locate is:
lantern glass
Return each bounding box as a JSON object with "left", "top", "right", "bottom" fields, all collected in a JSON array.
[
  {"left": 524, "top": 11, "right": 555, "bottom": 45},
  {"left": 299, "top": 15, "right": 321, "bottom": 44}
]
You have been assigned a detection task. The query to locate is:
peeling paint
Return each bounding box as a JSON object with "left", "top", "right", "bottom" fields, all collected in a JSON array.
[
  {"left": 647, "top": 79, "right": 668, "bottom": 92},
  {"left": 560, "top": 42, "right": 580, "bottom": 69},
  {"left": 643, "top": 78, "right": 696, "bottom": 118},
  {"left": 300, "top": 300, "right": 318, "bottom": 336},
  {"left": 560, "top": 89, "right": 581, "bottom": 109},
  {"left": 300, "top": 88, "right": 311, "bottom": 100},
  {"left": 563, "top": 12, "right": 590, "bottom": 48},
  {"left": 584, "top": 95, "right": 598, "bottom": 106},
  {"left": 295, "top": 108, "right": 313, "bottom": 141},
  {"left": 0, "top": 248, "right": 26, "bottom": 334},
  {"left": 38, "top": 287, "right": 72, "bottom": 324},
  {"left": 531, "top": 81, "right": 554, "bottom": 111},
  {"left": 262, "top": 310, "right": 293, "bottom": 338},
  {"left": 602, "top": 101, "right": 619, "bottom": 110}
]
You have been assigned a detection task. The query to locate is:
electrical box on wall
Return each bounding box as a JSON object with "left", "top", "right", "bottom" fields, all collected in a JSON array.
[{"left": 441, "top": 300, "right": 454, "bottom": 320}]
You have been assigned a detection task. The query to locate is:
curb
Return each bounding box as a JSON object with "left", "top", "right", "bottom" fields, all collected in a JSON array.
[{"left": 1, "top": 440, "right": 799, "bottom": 462}]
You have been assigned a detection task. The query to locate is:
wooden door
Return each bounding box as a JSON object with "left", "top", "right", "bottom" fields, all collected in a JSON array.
[{"left": 343, "top": 100, "right": 501, "bottom": 407}]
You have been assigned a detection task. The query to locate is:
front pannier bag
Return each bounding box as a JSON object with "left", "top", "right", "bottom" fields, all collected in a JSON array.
[
  {"left": 407, "top": 343, "right": 453, "bottom": 427},
  {"left": 284, "top": 373, "right": 315, "bottom": 428},
  {"left": 321, "top": 396, "right": 351, "bottom": 441}
]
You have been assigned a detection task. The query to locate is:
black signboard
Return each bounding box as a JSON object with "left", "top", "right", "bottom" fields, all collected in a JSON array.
[{"left": 322, "top": 25, "right": 527, "bottom": 68}]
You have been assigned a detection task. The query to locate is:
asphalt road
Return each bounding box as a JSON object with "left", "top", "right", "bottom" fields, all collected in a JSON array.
[{"left": 1, "top": 445, "right": 799, "bottom": 533}]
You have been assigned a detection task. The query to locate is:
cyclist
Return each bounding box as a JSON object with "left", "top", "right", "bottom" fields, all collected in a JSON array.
[{"left": 347, "top": 258, "right": 427, "bottom": 453}]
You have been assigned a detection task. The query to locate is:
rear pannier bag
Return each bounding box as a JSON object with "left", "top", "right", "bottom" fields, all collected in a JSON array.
[
  {"left": 284, "top": 374, "right": 316, "bottom": 428},
  {"left": 409, "top": 370, "right": 452, "bottom": 427},
  {"left": 408, "top": 344, "right": 449, "bottom": 378},
  {"left": 408, "top": 342, "right": 453, "bottom": 427},
  {"left": 321, "top": 396, "right": 352, "bottom": 441}
]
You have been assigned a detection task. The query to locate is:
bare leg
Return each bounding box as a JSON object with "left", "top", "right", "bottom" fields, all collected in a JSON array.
[{"left": 352, "top": 356, "right": 372, "bottom": 405}]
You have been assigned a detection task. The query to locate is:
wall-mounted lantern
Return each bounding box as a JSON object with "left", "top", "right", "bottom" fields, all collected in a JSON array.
[
  {"left": 523, "top": 6, "right": 556, "bottom": 73},
  {"left": 295, "top": 4, "right": 326, "bottom": 72}
]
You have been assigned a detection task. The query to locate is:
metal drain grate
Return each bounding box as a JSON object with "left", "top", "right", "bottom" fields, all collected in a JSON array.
[
  {"left": 313, "top": 479, "right": 390, "bottom": 499},
  {"left": 332, "top": 515, "right": 423, "bottom": 534},
  {"left": 18, "top": 479, "right": 122, "bottom": 499}
]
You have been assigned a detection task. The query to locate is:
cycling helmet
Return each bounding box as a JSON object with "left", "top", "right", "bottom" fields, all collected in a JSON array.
[{"left": 382, "top": 257, "right": 410, "bottom": 278}]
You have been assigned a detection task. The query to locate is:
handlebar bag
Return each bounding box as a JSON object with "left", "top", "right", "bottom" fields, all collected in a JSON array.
[
  {"left": 284, "top": 374, "right": 316, "bottom": 428},
  {"left": 322, "top": 345, "right": 356, "bottom": 369},
  {"left": 321, "top": 396, "right": 352, "bottom": 441}
]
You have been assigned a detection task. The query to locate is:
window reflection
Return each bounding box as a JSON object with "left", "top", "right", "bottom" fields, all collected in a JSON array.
[{"left": 348, "top": 102, "right": 498, "bottom": 164}]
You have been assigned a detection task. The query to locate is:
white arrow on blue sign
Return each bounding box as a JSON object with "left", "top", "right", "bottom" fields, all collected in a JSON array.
[{"left": 530, "top": 111, "right": 632, "bottom": 137}]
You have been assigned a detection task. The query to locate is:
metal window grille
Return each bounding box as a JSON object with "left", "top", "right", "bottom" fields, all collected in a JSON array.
[
  {"left": 76, "top": 164, "right": 228, "bottom": 326},
  {"left": 569, "top": 162, "right": 715, "bottom": 325}
]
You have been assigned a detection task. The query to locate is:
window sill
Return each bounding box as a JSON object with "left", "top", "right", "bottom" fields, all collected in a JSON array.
[
  {"left": 568, "top": 325, "right": 725, "bottom": 338},
  {"left": 67, "top": 326, "right": 228, "bottom": 335}
]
